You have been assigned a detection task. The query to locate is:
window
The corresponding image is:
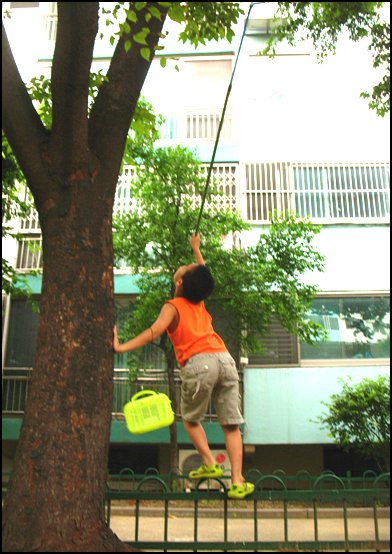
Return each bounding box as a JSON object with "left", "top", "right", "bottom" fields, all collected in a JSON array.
[
  {"left": 300, "top": 296, "right": 390, "bottom": 360},
  {"left": 293, "top": 163, "right": 390, "bottom": 221},
  {"left": 182, "top": 59, "right": 233, "bottom": 142},
  {"left": 245, "top": 162, "right": 389, "bottom": 223},
  {"left": 114, "top": 297, "right": 167, "bottom": 372},
  {"left": 182, "top": 59, "right": 232, "bottom": 111},
  {"left": 5, "top": 298, "right": 40, "bottom": 368},
  {"left": 16, "top": 238, "right": 43, "bottom": 270},
  {"left": 4, "top": 296, "right": 167, "bottom": 370},
  {"left": 248, "top": 318, "right": 299, "bottom": 366},
  {"left": 293, "top": 164, "right": 328, "bottom": 219},
  {"left": 245, "top": 162, "right": 291, "bottom": 222}
]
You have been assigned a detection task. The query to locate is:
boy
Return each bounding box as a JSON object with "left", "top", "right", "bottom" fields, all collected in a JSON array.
[{"left": 113, "top": 234, "right": 254, "bottom": 499}]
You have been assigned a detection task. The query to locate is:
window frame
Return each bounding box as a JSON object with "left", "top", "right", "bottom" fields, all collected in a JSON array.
[{"left": 299, "top": 291, "right": 390, "bottom": 367}]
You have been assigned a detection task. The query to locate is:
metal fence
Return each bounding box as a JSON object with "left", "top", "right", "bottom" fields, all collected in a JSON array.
[{"left": 105, "top": 470, "right": 390, "bottom": 552}]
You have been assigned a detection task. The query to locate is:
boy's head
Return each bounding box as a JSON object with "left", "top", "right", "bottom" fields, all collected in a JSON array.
[{"left": 173, "top": 264, "right": 214, "bottom": 303}]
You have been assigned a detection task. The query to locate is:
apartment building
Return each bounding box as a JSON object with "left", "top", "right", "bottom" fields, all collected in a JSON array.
[{"left": 2, "top": 2, "right": 390, "bottom": 476}]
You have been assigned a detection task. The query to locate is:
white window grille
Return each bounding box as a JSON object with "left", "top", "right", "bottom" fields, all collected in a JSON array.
[
  {"left": 244, "top": 161, "right": 390, "bottom": 224},
  {"left": 16, "top": 237, "right": 43, "bottom": 270},
  {"left": 113, "top": 165, "right": 137, "bottom": 216},
  {"left": 15, "top": 161, "right": 390, "bottom": 235},
  {"left": 19, "top": 206, "right": 40, "bottom": 232},
  {"left": 42, "top": 2, "right": 57, "bottom": 42},
  {"left": 244, "top": 162, "right": 293, "bottom": 221},
  {"left": 198, "top": 163, "right": 239, "bottom": 213}
]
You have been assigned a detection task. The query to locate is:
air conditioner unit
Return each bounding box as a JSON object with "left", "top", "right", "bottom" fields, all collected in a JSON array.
[{"left": 179, "top": 449, "right": 231, "bottom": 490}]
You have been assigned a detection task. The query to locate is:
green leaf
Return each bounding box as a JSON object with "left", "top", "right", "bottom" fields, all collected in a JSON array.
[
  {"left": 159, "top": 57, "right": 167, "bottom": 68},
  {"left": 126, "top": 9, "right": 138, "bottom": 23},
  {"left": 133, "top": 28, "right": 149, "bottom": 45},
  {"left": 148, "top": 5, "right": 162, "bottom": 20},
  {"left": 140, "top": 47, "right": 151, "bottom": 62},
  {"left": 124, "top": 40, "right": 132, "bottom": 53},
  {"left": 135, "top": 2, "right": 147, "bottom": 11},
  {"left": 168, "top": 3, "right": 185, "bottom": 23}
]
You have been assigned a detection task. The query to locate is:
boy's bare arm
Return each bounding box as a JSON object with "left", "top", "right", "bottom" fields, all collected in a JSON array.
[
  {"left": 190, "top": 233, "right": 205, "bottom": 265},
  {"left": 113, "top": 303, "right": 176, "bottom": 354}
]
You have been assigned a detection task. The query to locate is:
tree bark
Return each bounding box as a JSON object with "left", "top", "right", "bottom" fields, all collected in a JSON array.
[
  {"left": 2, "top": 2, "right": 168, "bottom": 551},
  {"left": 160, "top": 328, "right": 180, "bottom": 473},
  {"left": 1, "top": 177, "right": 136, "bottom": 552},
  {"left": 168, "top": 363, "right": 180, "bottom": 473}
]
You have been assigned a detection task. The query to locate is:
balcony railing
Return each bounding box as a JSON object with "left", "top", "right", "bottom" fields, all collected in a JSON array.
[
  {"left": 15, "top": 237, "right": 43, "bottom": 271},
  {"left": 157, "top": 110, "right": 235, "bottom": 144},
  {"left": 3, "top": 368, "right": 240, "bottom": 421}
]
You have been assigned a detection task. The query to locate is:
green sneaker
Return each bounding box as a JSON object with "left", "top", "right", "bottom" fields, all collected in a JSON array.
[
  {"left": 188, "top": 463, "right": 224, "bottom": 479},
  {"left": 228, "top": 481, "right": 255, "bottom": 499}
]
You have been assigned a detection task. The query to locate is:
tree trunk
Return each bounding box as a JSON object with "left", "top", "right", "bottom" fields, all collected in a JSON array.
[
  {"left": 2, "top": 180, "right": 136, "bottom": 552},
  {"left": 2, "top": 3, "right": 168, "bottom": 549},
  {"left": 160, "top": 333, "right": 179, "bottom": 473},
  {"left": 167, "top": 363, "right": 179, "bottom": 473}
]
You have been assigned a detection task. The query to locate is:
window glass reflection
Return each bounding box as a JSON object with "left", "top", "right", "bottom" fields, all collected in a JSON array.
[{"left": 300, "top": 297, "right": 390, "bottom": 359}]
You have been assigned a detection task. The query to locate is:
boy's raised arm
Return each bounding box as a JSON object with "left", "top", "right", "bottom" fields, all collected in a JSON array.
[{"left": 190, "top": 233, "right": 205, "bottom": 265}]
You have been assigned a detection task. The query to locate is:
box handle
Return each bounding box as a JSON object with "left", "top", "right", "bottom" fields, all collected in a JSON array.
[{"left": 130, "top": 390, "right": 158, "bottom": 402}]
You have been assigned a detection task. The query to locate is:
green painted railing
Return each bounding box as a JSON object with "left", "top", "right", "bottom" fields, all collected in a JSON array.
[{"left": 105, "top": 470, "right": 390, "bottom": 552}]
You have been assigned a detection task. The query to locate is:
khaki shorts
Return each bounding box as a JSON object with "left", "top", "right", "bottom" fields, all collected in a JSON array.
[{"left": 180, "top": 351, "right": 244, "bottom": 425}]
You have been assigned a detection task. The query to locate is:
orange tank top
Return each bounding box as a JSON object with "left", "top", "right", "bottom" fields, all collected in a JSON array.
[{"left": 166, "top": 297, "right": 227, "bottom": 366}]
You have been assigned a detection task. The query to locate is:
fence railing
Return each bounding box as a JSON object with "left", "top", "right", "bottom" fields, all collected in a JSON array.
[
  {"left": 105, "top": 470, "right": 390, "bottom": 552},
  {"left": 2, "top": 467, "right": 388, "bottom": 551}
]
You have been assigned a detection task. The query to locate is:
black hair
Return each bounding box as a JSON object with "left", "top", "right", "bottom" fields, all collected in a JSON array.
[{"left": 182, "top": 265, "right": 214, "bottom": 303}]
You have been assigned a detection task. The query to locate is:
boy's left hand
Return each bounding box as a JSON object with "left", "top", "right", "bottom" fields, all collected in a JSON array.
[
  {"left": 190, "top": 233, "right": 201, "bottom": 251},
  {"left": 113, "top": 326, "right": 120, "bottom": 353}
]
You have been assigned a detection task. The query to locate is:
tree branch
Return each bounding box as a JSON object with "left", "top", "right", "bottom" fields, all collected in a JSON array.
[
  {"left": 89, "top": 2, "right": 168, "bottom": 192},
  {"left": 2, "top": 22, "right": 49, "bottom": 202},
  {"left": 50, "top": 2, "right": 98, "bottom": 175}
]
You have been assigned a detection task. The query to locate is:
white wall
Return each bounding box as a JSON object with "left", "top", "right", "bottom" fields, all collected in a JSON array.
[
  {"left": 240, "top": 225, "right": 390, "bottom": 293},
  {"left": 243, "top": 365, "right": 390, "bottom": 444}
]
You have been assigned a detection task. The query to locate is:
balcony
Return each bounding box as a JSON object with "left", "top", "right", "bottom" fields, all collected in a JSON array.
[
  {"left": 1, "top": 368, "right": 178, "bottom": 418},
  {"left": 15, "top": 159, "right": 390, "bottom": 271},
  {"left": 3, "top": 368, "right": 241, "bottom": 422},
  {"left": 18, "top": 160, "right": 390, "bottom": 238},
  {"left": 156, "top": 110, "right": 235, "bottom": 145}
]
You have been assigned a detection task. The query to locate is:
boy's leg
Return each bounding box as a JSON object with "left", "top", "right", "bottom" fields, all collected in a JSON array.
[
  {"left": 222, "top": 424, "right": 243, "bottom": 486},
  {"left": 183, "top": 420, "right": 216, "bottom": 467}
]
